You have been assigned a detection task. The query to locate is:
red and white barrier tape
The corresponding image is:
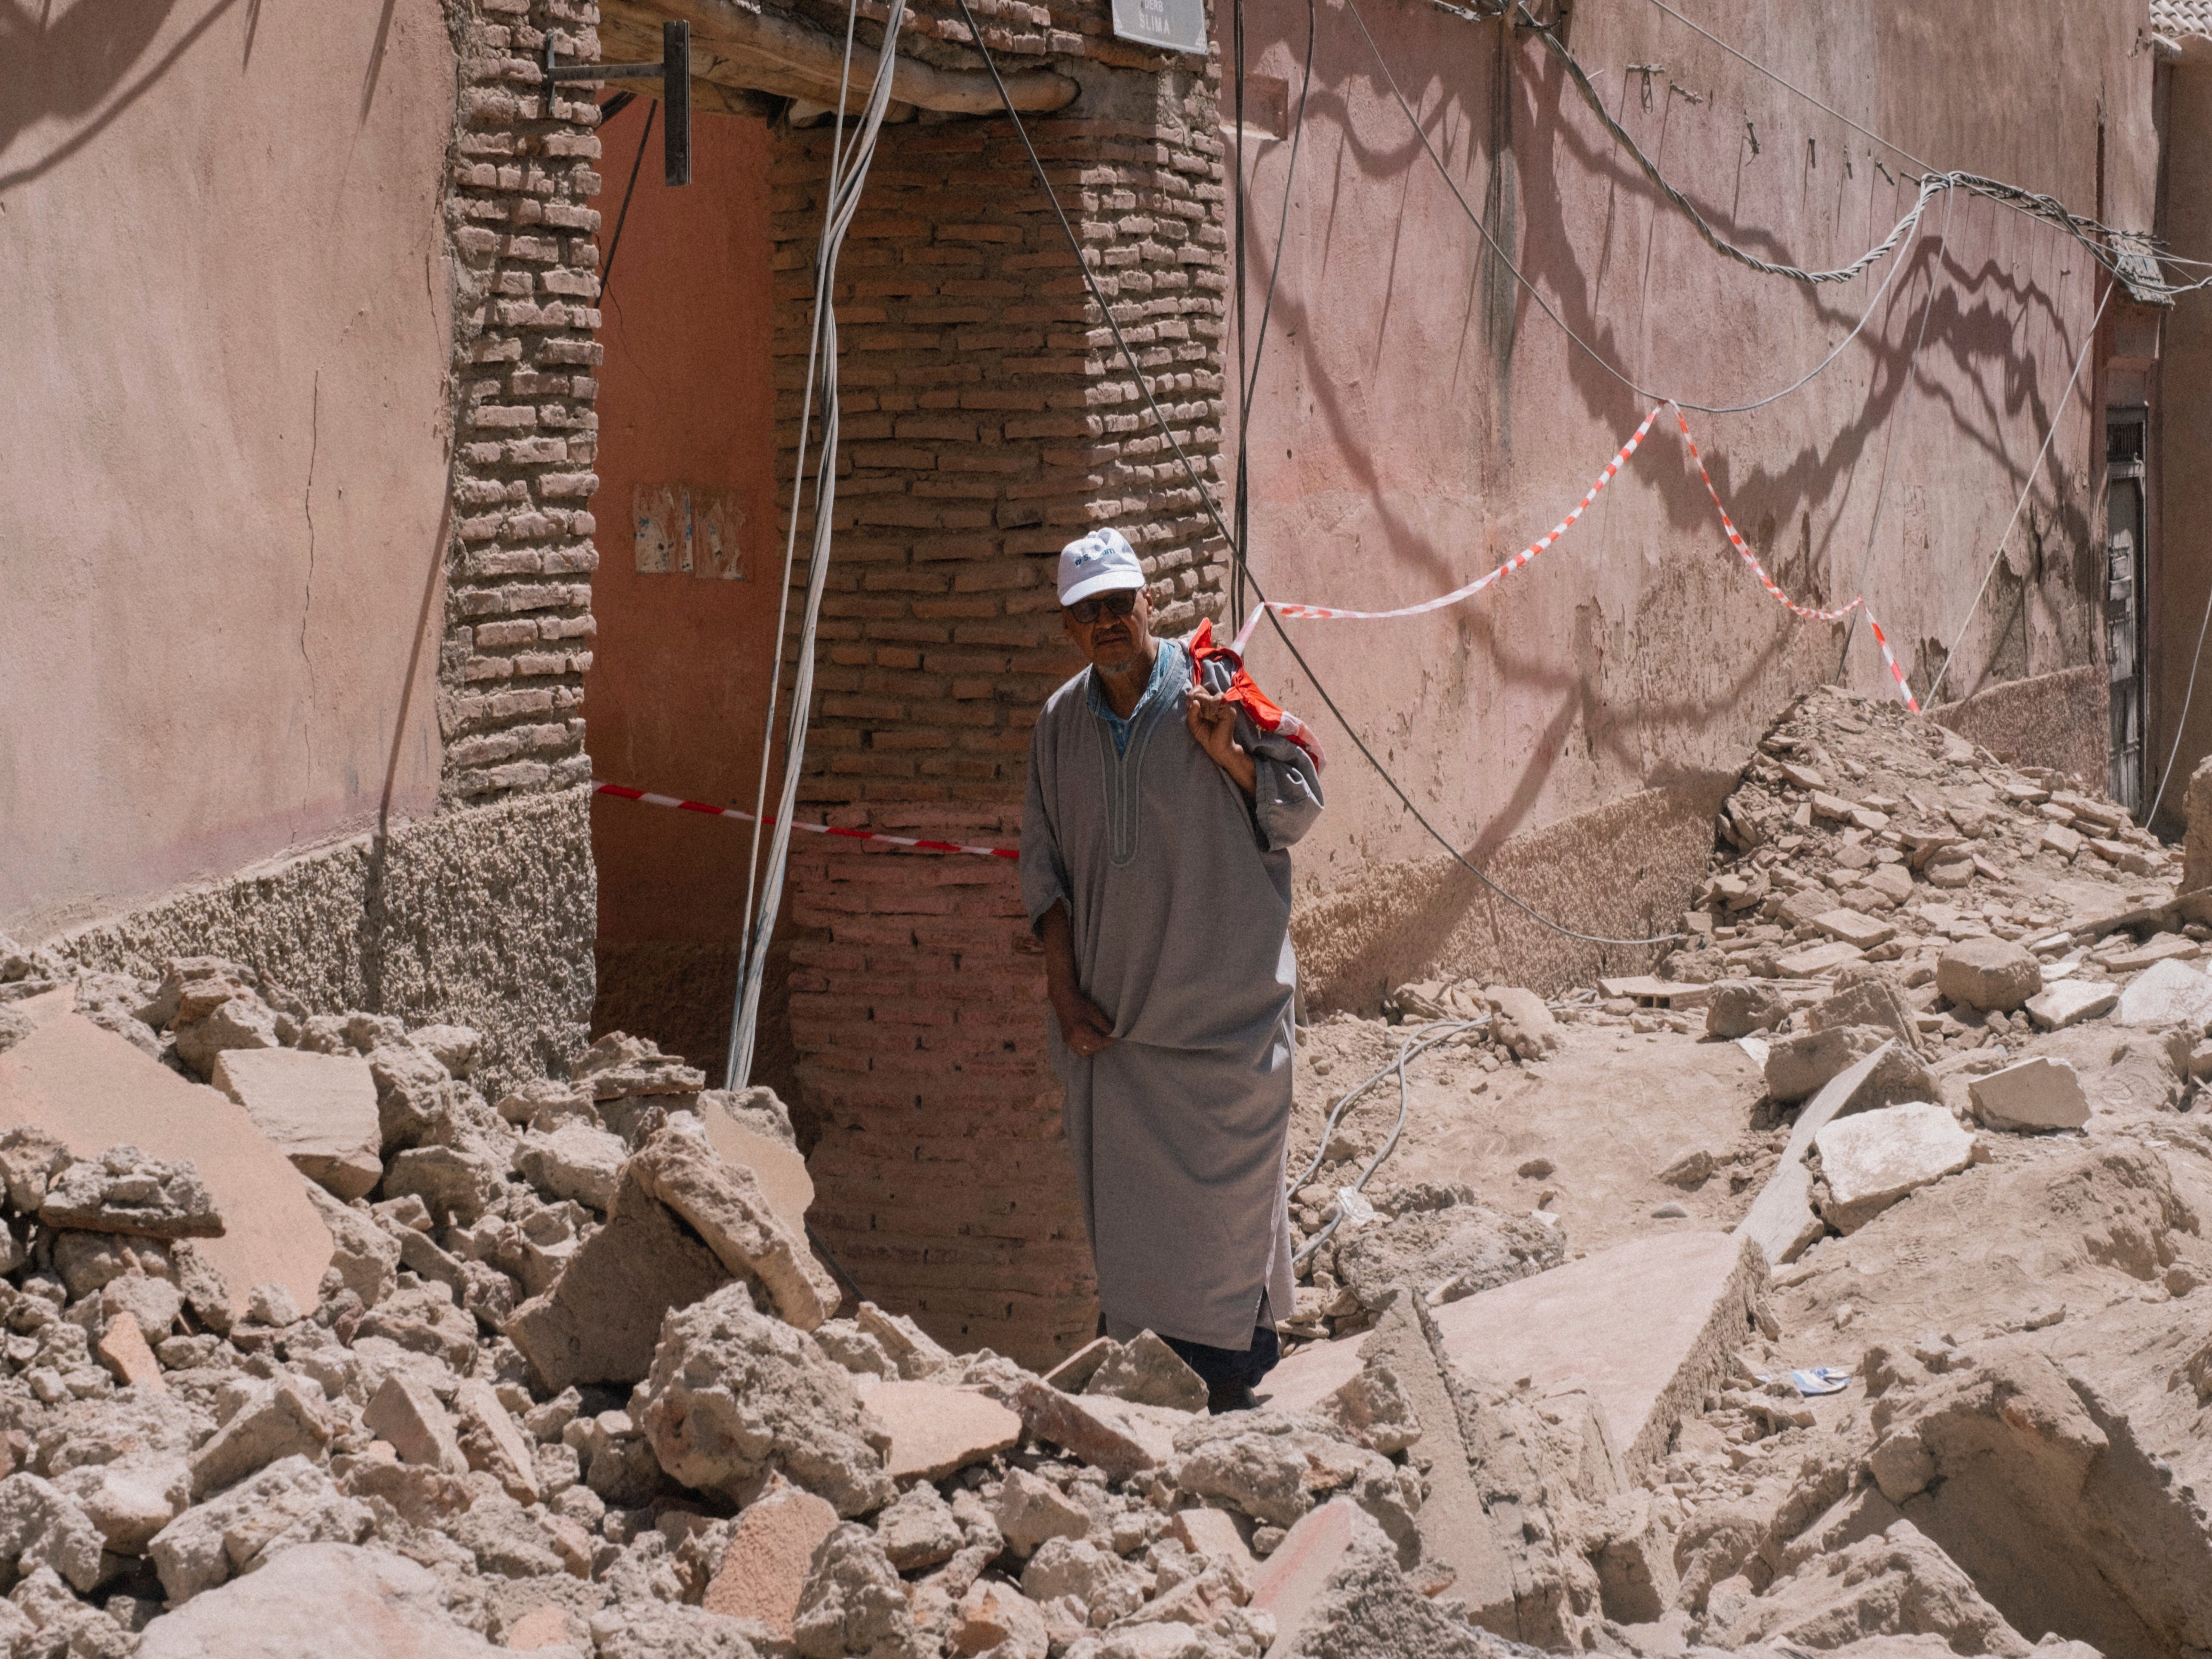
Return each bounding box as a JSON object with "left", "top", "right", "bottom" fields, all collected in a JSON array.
[
  {"left": 1865, "top": 609, "right": 1922, "bottom": 712},
  {"left": 1667, "top": 404, "right": 1862, "bottom": 624},
  {"left": 595, "top": 783, "right": 1018, "bottom": 859},
  {"left": 1230, "top": 407, "right": 1663, "bottom": 653},
  {"left": 1231, "top": 402, "right": 1863, "bottom": 653}
]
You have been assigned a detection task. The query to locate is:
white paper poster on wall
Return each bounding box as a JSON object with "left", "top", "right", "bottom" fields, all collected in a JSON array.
[{"left": 1111, "top": 0, "right": 1206, "bottom": 55}]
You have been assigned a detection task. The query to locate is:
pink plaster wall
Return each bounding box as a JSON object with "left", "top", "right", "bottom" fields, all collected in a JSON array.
[
  {"left": 1215, "top": 0, "right": 2153, "bottom": 994},
  {"left": 0, "top": 0, "right": 457, "bottom": 936}
]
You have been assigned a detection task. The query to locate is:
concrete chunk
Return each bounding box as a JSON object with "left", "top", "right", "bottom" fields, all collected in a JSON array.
[
  {"left": 506, "top": 1170, "right": 731, "bottom": 1393},
  {"left": 1249, "top": 1497, "right": 1489, "bottom": 1659},
  {"left": 1936, "top": 936, "right": 2044, "bottom": 1012},
  {"left": 628, "top": 1123, "right": 838, "bottom": 1331},
  {"left": 0, "top": 1015, "right": 331, "bottom": 1321},
  {"left": 1969, "top": 1056, "right": 2091, "bottom": 1132},
  {"left": 1430, "top": 1230, "right": 1763, "bottom": 1476},
  {"left": 991, "top": 1465, "right": 1089, "bottom": 1557},
  {"left": 698, "top": 1087, "right": 815, "bottom": 1240},
  {"left": 452, "top": 1380, "right": 540, "bottom": 1503},
  {"left": 189, "top": 1376, "right": 335, "bottom": 1499},
  {"left": 1775, "top": 940, "right": 1865, "bottom": 978},
  {"left": 2114, "top": 958, "right": 2212, "bottom": 1031},
  {"left": 211, "top": 1048, "right": 384, "bottom": 1200},
  {"left": 866, "top": 1380, "right": 1021, "bottom": 1482},
  {"left": 1737, "top": 1043, "right": 1896, "bottom": 1268},
  {"left": 2026, "top": 980, "right": 2120, "bottom": 1031},
  {"left": 363, "top": 1374, "right": 468, "bottom": 1475},
  {"left": 1083, "top": 1330, "right": 1207, "bottom": 1413},
  {"left": 41, "top": 1145, "right": 222, "bottom": 1238},
  {"left": 95, "top": 1311, "right": 166, "bottom": 1394},
  {"left": 1008, "top": 1379, "right": 1184, "bottom": 1481},
  {"left": 1814, "top": 1102, "right": 1978, "bottom": 1232}
]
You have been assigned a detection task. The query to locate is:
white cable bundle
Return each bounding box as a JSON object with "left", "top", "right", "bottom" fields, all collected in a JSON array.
[{"left": 726, "top": 0, "right": 909, "bottom": 1087}]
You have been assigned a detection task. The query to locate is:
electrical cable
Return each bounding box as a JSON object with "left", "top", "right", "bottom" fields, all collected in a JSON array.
[
  {"left": 1230, "top": 0, "right": 1317, "bottom": 634},
  {"left": 1630, "top": 0, "right": 2212, "bottom": 301},
  {"left": 1232, "top": 0, "right": 1249, "bottom": 632},
  {"left": 725, "top": 0, "right": 908, "bottom": 1086},
  {"left": 1835, "top": 189, "right": 1955, "bottom": 670},
  {"left": 1925, "top": 281, "right": 2113, "bottom": 710},
  {"left": 2146, "top": 575, "right": 2212, "bottom": 824},
  {"left": 598, "top": 101, "right": 656, "bottom": 300},
  {"left": 731, "top": 0, "right": 862, "bottom": 1087},
  {"left": 951, "top": 0, "right": 1686, "bottom": 948},
  {"left": 1343, "top": 0, "right": 1935, "bottom": 416},
  {"left": 1531, "top": 18, "right": 1924, "bottom": 286},
  {"left": 1290, "top": 1017, "right": 1478, "bottom": 1266},
  {"left": 1285, "top": 992, "right": 1593, "bottom": 1265}
]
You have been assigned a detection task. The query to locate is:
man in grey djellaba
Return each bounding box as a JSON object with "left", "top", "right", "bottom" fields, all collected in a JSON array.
[{"left": 1019, "top": 527, "right": 1324, "bottom": 1412}]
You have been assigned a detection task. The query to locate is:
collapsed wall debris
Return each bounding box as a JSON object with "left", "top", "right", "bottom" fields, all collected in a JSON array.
[{"left": 0, "top": 684, "right": 2208, "bottom": 1659}]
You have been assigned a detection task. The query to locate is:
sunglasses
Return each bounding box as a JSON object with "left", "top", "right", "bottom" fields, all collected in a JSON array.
[{"left": 1065, "top": 590, "right": 1139, "bottom": 625}]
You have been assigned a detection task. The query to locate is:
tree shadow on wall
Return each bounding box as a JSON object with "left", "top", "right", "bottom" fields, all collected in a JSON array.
[{"left": 0, "top": 0, "right": 243, "bottom": 192}]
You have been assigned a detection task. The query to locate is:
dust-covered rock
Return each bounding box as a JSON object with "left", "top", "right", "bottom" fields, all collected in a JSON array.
[{"left": 634, "top": 1282, "right": 894, "bottom": 1517}]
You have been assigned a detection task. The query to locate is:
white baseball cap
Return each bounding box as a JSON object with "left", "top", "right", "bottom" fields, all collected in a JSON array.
[{"left": 1058, "top": 528, "right": 1146, "bottom": 606}]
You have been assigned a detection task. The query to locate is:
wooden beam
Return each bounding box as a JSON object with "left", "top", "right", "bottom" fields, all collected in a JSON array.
[{"left": 600, "top": 0, "right": 1078, "bottom": 117}]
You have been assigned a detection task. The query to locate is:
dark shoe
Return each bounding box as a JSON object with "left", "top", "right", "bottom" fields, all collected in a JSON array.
[{"left": 1207, "top": 1379, "right": 1258, "bottom": 1414}]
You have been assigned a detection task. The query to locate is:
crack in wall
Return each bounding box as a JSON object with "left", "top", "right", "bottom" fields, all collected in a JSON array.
[{"left": 301, "top": 369, "right": 321, "bottom": 775}]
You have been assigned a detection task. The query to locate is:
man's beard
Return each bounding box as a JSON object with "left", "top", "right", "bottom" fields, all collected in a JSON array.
[{"left": 1095, "top": 649, "right": 1142, "bottom": 676}]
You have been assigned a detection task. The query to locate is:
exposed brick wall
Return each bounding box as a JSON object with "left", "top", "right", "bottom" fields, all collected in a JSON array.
[
  {"left": 443, "top": 0, "right": 608, "bottom": 803},
  {"left": 769, "top": 55, "right": 1230, "bottom": 1365}
]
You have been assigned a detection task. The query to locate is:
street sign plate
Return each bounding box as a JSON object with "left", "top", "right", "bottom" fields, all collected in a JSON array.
[{"left": 1111, "top": 0, "right": 1206, "bottom": 54}]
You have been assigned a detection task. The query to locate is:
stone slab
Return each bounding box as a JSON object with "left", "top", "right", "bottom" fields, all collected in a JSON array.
[
  {"left": 2025, "top": 980, "right": 2120, "bottom": 1031},
  {"left": 1431, "top": 1230, "right": 1763, "bottom": 1476},
  {"left": 1775, "top": 941, "right": 1866, "bottom": 979},
  {"left": 136, "top": 1542, "right": 500, "bottom": 1659},
  {"left": 1813, "top": 1102, "right": 1977, "bottom": 1231},
  {"left": 1735, "top": 1043, "right": 1895, "bottom": 1268},
  {"left": 1968, "top": 1056, "right": 2090, "bottom": 1132},
  {"left": 865, "top": 1381, "right": 1021, "bottom": 1482},
  {"left": 697, "top": 1103, "right": 814, "bottom": 1241},
  {"left": 1812, "top": 910, "right": 1896, "bottom": 949},
  {"left": 2114, "top": 959, "right": 2212, "bottom": 1031},
  {"left": 1250, "top": 1498, "right": 1363, "bottom": 1659},
  {"left": 1009, "top": 1379, "right": 1184, "bottom": 1480},
  {"left": 212, "top": 1047, "right": 384, "bottom": 1200},
  {"left": 2103, "top": 933, "right": 2200, "bottom": 972},
  {"left": 702, "top": 1484, "right": 838, "bottom": 1639},
  {"left": 0, "top": 1015, "right": 330, "bottom": 1320},
  {"left": 1253, "top": 1336, "right": 1366, "bottom": 1418}
]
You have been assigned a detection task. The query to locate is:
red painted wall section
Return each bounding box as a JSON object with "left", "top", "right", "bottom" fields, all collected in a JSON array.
[{"left": 585, "top": 107, "right": 787, "bottom": 1079}]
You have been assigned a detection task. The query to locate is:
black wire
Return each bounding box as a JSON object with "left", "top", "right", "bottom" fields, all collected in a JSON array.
[
  {"left": 599, "top": 101, "right": 656, "bottom": 301},
  {"left": 1242, "top": 0, "right": 1316, "bottom": 415},
  {"left": 949, "top": 0, "right": 1683, "bottom": 951},
  {"left": 1231, "top": 0, "right": 1249, "bottom": 632}
]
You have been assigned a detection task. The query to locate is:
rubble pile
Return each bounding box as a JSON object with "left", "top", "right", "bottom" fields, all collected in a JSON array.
[
  {"left": 0, "top": 945, "right": 1525, "bottom": 1659},
  {"left": 2, "top": 685, "right": 2209, "bottom": 1659}
]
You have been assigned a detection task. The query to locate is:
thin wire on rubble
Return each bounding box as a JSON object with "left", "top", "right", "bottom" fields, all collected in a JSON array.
[
  {"left": 1287, "top": 992, "right": 1597, "bottom": 1266},
  {"left": 727, "top": 0, "right": 908, "bottom": 1088},
  {"left": 951, "top": 0, "right": 1686, "bottom": 950}
]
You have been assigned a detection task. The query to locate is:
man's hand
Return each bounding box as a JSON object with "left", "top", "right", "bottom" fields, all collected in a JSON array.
[
  {"left": 1187, "top": 687, "right": 1258, "bottom": 798},
  {"left": 1051, "top": 985, "right": 1117, "bottom": 1058},
  {"left": 1038, "top": 899, "right": 1116, "bottom": 1059}
]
